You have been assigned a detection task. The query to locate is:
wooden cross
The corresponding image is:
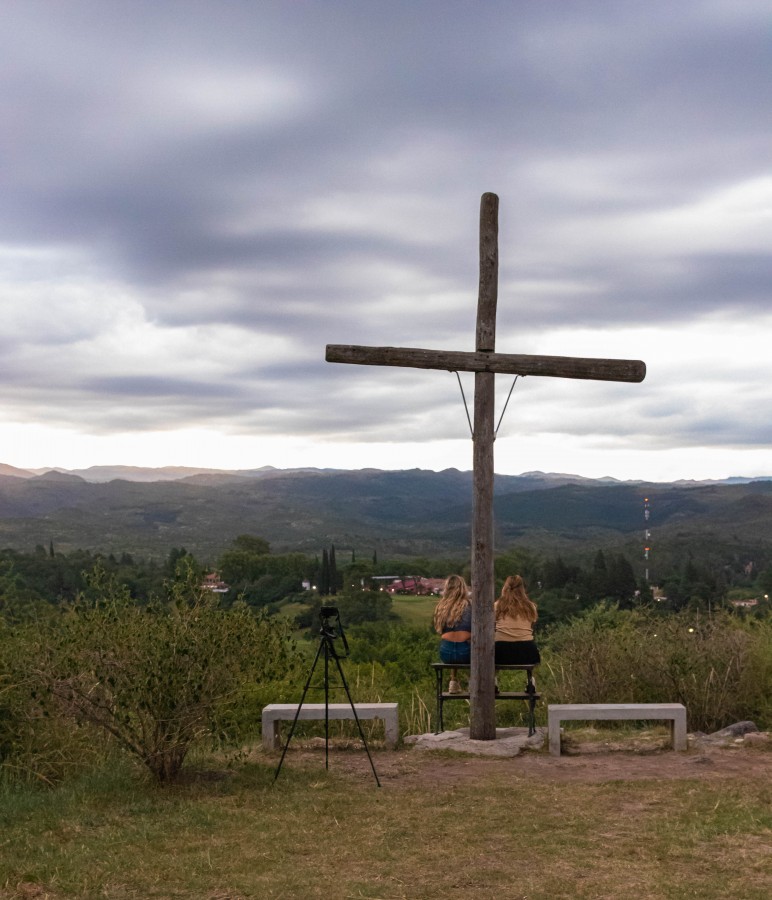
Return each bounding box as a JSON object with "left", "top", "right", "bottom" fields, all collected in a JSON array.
[{"left": 326, "top": 193, "right": 646, "bottom": 740}]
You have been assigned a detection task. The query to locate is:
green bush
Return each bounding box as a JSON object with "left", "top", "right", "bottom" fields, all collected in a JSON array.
[
  {"left": 1, "top": 620, "right": 111, "bottom": 785},
  {"left": 35, "top": 561, "right": 297, "bottom": 782},
  {"left": 542, "top": 604, "right": 772, "bottom": 732}
]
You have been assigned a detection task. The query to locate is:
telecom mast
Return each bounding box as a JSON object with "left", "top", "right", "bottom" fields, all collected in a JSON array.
[{"left": 643, "top": 497, "right": 651, "bottom": 583}]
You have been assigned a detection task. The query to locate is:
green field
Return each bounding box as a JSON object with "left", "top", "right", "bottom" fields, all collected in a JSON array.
[{"left": 389, "top": 594, "right": 436, "bottom": 628}]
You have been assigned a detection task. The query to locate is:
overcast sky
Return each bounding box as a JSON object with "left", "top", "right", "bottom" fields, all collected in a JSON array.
[{"left": 1, "top": 0, "right": 771, "bottom": 481}]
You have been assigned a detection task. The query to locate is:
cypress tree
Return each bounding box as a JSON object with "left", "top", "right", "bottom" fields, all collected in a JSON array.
[
  {"left": 330, "top": 544, "right": 338, "bottom": 596},
  {"left": 320, "top": 548, "right": 330, "bottom": 596}
]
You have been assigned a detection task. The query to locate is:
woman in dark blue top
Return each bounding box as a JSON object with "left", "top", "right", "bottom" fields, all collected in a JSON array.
[{"left": 433, "top": 575, "right": 472, "bottom": 692}]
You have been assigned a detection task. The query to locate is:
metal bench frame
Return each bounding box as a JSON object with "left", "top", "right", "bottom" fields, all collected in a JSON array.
[{"left": 431, "top": 662, "right": 540, "bottom": 735}]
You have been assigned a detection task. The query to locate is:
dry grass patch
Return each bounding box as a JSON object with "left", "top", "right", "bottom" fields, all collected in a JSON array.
[{"left": 1, "top": 747, "right": 770, "bottom": 899}]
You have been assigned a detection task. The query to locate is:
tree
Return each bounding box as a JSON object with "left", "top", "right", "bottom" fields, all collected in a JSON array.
[
  {"left": 166, "top": 547, "right": 190, "bottom": 577},
  {"left": 330, "top": 545, "right": 338, "bottom": 596},
  {"left": 588, "top": 550, "right": 609, "bottom": 600},
  {"left": 758, "top": 567, "right": 772, "bottom": 596},
  {"left": 494, "top": 547, "right": 541, "bottom": 591},
  {"left": 542, "top": 556, "right": 572, "bottom": 591},
  {"left": 231, "top": 534, "right": 271, "bottom": 555},
  {"left": 606, "top": 554, "right": 638, "bottom": 607},
  {"left": 319, "top": 548, "right": 330, "bottom": 596}
]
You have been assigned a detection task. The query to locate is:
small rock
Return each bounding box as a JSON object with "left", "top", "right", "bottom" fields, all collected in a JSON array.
[
  {"left": 709, "top": 721, "right": 758, "bottom": 739},
  {"left": 743, "top": 731, "right": 770, "bottom": 747}
]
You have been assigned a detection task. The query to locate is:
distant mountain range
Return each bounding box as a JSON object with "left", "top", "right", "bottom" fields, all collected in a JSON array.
[
  {"left": 1, "top": 464, "right": 771, "bottom": 569},
  {"left": 2, "top": 462, "right": 769, "bottom": 488}
]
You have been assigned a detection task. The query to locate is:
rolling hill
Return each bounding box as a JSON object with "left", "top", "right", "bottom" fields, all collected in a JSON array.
[{"left": 0, "top": 466, "right": 771, "bottom": 570}]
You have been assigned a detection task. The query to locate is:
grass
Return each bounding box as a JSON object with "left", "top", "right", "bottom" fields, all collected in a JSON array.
[
  {"left": 389, "top": 595, "right": 435, "bottom": 628},
  {"left": 1, "top": 745, "right": 770, "bottom": 899}
]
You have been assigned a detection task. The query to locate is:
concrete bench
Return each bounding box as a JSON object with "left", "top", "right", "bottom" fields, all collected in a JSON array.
[
  {"left": 262, "top": 702, "right": 399, "bottom": 751},
  {"left": 548, "top": 703, "right": 687, "bottom": 756}
]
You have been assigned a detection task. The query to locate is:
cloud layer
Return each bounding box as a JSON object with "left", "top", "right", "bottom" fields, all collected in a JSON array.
[{"left": 1, "top": 1, "right": 770, "bottom": 478}]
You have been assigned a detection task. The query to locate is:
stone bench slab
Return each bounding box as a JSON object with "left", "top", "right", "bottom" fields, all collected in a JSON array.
[
  {"left": 548, "top": 703, "right": 687, "bottom": 756},
  {"left": 262, "top": 702, "right": 399, "bottom": 751}
]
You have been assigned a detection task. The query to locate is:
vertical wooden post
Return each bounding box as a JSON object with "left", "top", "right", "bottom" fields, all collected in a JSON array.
[
  {"left": 476, "top": 193, "right": 498, "bottom": 352},
  {"left": 469, "top": 192, "right": 498, "bottom": 740}
]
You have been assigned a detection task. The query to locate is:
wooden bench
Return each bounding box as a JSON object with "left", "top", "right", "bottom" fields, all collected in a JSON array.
[
  {"left": 431, "top": 663, "right": 540, "bottom": 736},
  {"left": 547, "top": 703, "right": 688, "bottom": 756},
  {"left": 262, "top": 702, "right": 399, "bottom": 751}
]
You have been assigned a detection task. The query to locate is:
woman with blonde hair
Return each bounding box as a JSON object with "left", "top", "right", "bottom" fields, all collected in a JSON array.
[
  {"left": 433, "top": 574, "right": 472, "bottom": 692},
  {"left": 494, "top": 574, "right": 540, "bottom": 665}
]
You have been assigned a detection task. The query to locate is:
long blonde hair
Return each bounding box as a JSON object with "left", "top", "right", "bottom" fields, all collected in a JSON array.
[
  {"left": 495, "top": 575, "right": 537, "bottom": 623},
  {"left": 433, "top": 575, "right": 470, "bottom": 633}
]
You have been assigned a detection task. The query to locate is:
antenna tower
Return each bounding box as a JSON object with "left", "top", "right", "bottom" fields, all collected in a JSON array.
[{"left": 643, "top": 497, "right": 651, "bottom": 583}]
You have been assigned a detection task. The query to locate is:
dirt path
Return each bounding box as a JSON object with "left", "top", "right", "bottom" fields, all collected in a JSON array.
[{"left": 284, "top": 736, "right": 772, "bottom": 788}]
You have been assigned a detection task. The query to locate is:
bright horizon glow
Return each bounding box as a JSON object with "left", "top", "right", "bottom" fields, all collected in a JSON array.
[{"left": 3, "top": 422, "right": 770, "bottom": 483}]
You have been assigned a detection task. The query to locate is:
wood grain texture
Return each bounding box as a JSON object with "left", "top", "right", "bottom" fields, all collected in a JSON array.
[
  {"left": 470, "top": 369, "right": 496, "bottom": 739},
  {"left": 476, "top": 192, "right": 498, "bottom": 353},
  {"left": 326, "top": 345, "right": 646, "bottom": 383}
]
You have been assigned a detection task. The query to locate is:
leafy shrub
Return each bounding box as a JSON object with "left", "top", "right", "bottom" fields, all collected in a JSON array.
[
  {"left": 543, "top": 604, "right": 772, "bottom": 732},
  {"left": 1, "top": 620, "right": 111, "bottom": 785},
  {"left": 35, "top": 561, "right": 297, "bottom": 782}
]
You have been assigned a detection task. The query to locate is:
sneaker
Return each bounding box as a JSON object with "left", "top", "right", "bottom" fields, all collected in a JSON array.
[{"left": 448, "top": 679, "right": 462, "bottom": 694}]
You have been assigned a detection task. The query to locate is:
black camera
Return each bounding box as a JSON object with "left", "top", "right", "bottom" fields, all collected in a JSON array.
[{"left": 319, "top": 605, "right": 348, "bottom": 657}]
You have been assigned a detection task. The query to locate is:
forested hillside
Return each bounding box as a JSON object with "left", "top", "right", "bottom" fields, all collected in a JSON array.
[{"left": 1, "top": 469, "right": 771, "bottom": 574}]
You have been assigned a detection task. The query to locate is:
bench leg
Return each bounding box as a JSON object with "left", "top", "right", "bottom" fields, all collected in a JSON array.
[
  {"left": 527, "top": 697, "right": 536, "bottom": 737},
  {"left": 435, "top": 668, "right": 444, "bottom": 734},
  {"left": 672, "top": 709, "right": 687, "bottom": 751},
  {"left": 262, "top": 717, "right": 280, "bottom": 752},
  {"left": 548, "top": 713, "right": 562, "bottom": 757},
  {"left": 384, "top": 713, "right": 399, "bottom": 749}
]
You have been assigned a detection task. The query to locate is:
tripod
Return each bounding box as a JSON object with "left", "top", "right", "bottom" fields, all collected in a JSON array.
[{"left": 274, "top": 607, "right": 381, "bottom": 786}]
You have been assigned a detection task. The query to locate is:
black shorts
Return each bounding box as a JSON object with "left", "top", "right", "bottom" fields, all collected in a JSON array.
[{"left": 494, "top": 640, "right": 540, "bottom": 665}]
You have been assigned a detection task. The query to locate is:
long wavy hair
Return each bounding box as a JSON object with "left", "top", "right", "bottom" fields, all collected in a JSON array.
[
  {"left": 433, "top": 574, "right": 471, "bottom": 633},
  {"left": 495, "top": 575, "right": 538, "bottom": 623}
]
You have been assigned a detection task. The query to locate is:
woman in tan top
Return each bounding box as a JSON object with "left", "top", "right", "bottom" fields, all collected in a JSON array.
[{"left": 494, "top": 574, "right": 540, "bottom": 665}]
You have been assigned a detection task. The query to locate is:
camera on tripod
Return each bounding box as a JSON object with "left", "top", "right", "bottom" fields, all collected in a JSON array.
[
  {"left": 274, "top": 600, "right": 379, "bottom": 786},
  {"left": 319, "top": 605, "right": 349, "bottom": 657}
]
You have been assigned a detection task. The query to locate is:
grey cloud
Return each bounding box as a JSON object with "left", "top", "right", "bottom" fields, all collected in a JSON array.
[
  {"left": 497, "top": 251, "right": 772, "bottom": 332},
  {"left": 1, "top": 1, "right": 771, "bottom": 468},
  {"left": 81, "top": 375, "right": 250, "bottom": 401}
]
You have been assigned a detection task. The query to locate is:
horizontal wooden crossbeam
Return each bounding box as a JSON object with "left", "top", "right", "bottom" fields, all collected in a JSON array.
[{"left": 326, "top": 344, "right": 646, "bottom": 383}]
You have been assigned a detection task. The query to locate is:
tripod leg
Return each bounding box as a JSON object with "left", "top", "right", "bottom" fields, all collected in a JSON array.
[
  {"left": 331, "top": 652, "right": 381, "bottom": 788},
  {"left": 274, "top": 638, "right": 324, "bottom": 783},
  {"left": 324, "top": 638, "right": 330, "bottom": 770}
]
